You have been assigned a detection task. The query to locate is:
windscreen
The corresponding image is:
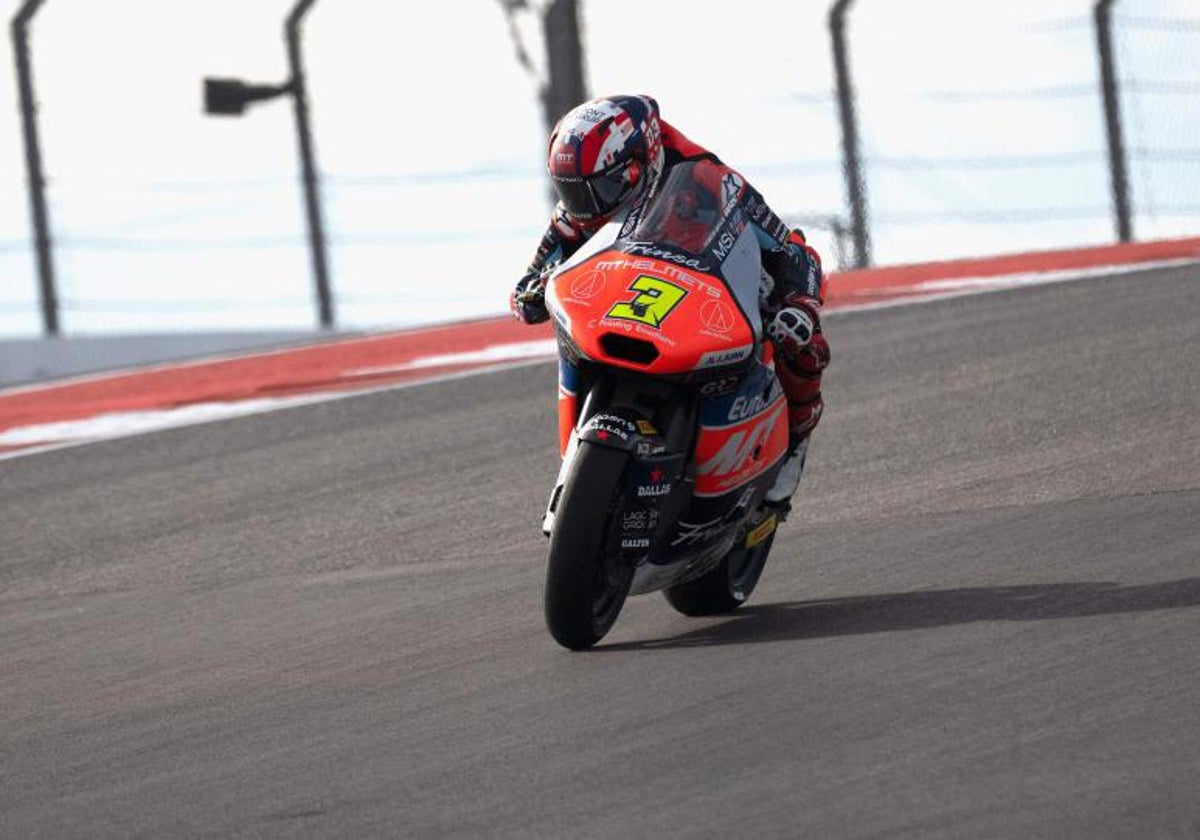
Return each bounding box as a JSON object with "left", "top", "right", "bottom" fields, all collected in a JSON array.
[{"left": 630, "top": 162, "right": 726, "bottom": 254}]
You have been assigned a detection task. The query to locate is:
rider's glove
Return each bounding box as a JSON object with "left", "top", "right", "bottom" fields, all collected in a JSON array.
[
  {"left": 767, "top": 305, "right": 815, "bottom": 359},
  {"left": 511, "top": 268, "right": 550, "bottom": 325}
]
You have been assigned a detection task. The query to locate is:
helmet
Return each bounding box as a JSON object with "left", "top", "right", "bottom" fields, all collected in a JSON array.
[{"left": 547, "top": 94, "right": 665, "bottom": 222}]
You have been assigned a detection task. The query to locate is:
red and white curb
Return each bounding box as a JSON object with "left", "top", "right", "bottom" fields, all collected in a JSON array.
[{"left": 2, "top": 237, "right": 1197, "bottom": 460}]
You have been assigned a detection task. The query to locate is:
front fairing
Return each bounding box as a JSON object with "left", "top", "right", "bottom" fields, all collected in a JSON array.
[{"left": 545, "top": 163, "right": 765, "bottom": 377}]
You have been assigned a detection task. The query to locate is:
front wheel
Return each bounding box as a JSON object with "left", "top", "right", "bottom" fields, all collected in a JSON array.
[
  {"left": 663, "top": 512, "right": 778, "bottom": 616},
  {"left": 544, "top": 441, "right": 633, "bottom": 650}
]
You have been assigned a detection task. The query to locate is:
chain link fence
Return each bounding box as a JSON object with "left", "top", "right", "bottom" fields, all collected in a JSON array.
[
  {"left": 3, "top": 1, "right": 1197, "bottom": 335},
  {"left": 822, "top": 2, "right": 1200, "bottom": 267}
]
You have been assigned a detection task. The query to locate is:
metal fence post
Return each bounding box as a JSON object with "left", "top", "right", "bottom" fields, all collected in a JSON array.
[
  {"left": 11, "top": 0, "right": 59, "bottom": 336},
  {"left": 286, "top": 0, "right": 334, "bottom": 329},
  {"left": 1094, "top": 0, "right": 1133, "bottom": 243},
  {"left": 540, "top": 0, "right": 588, "bottom": 133},
  {"left": 829, "top": 0, "right": 871, "bottom": 269}
]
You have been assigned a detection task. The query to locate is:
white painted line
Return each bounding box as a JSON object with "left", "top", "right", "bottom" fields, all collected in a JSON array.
[
  {"left": 890, "top": 257, "right": 1198, "bottom": 294},
  {"left": 826, "top": 257, "right": 1200, "bottom": 315},
  {"left": 0, "top": 394, "right": 332, "bottom": 448},
  {"left": 347, "top": 338, "right": 558, "bottom": 377},
  {"left": 0, "top": 358, "right": 553, "bottom": 462}
]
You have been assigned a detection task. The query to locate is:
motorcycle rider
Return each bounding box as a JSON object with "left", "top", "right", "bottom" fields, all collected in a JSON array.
[{"left": 510, "top": 94, "right": 830, "bottom": 516}]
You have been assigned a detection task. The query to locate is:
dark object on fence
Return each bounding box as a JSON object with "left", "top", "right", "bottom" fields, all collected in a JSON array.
[
  {"left": 1094, "top": 0, "right": 1133, "bottom": 243},
  {"left": 204, "top": 78, "right": 295, "bottom": 117},
  {"left": 11, "top": 0, "right": 58, "bottom": 337},
  {"left": 829, "top": 0, "right": 871, "bottom": 269}
]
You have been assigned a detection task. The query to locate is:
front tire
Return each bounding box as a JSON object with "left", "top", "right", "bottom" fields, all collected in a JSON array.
[
  {"left": 544, "top": 441, "right": 633, "bottom": 650},
  {"left": 663, "top": 514, "right": 777, "bottom": 616}
]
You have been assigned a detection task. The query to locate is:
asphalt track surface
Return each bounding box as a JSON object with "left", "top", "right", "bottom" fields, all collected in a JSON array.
[{"left": 3, "top": 266, "right": 1198, "bottom": 838}]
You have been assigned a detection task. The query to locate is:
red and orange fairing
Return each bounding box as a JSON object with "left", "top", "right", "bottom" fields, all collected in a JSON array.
[{"left": 547, "top": 255, "right": 757, "bottom": 376}]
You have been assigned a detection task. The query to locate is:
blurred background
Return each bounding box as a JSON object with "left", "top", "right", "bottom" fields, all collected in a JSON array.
[{"left": 1, "top": 0, "right": 1198, "bottom": 348}]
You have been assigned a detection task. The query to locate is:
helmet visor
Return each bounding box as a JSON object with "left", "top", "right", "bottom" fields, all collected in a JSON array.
[{"left": 553, "top": 161, "right": 638, "bottom": 221}]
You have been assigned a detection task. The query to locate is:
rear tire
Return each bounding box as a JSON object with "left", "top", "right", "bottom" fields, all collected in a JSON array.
[
  {"left": 544, "top": 442, "right": 633, "bottom": 650},
  {"left": 663, "top": 518, "right": 776, "bottom": 616}
]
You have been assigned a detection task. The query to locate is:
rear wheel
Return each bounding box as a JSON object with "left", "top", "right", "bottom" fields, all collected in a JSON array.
[
  {"left": 663, "top": 512, "right": 777, "bottom": 616},
  {"left": 544, "top": 442, "right": 633, "bottom": 650}
]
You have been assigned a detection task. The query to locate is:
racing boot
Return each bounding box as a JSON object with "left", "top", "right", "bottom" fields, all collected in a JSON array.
[{"left": 764, "top": 434, "right": 810, "bottom": 519}]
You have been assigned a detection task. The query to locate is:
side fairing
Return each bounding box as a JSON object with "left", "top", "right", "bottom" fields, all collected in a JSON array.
[
  {"left": 652, "top": 361, "right": 788, "bottom": 561},
  {"left": 716, "top": 217, "right": 765, "bottom": 344},
  {"left": 692, "top": 361, "right": 789, "bottom": 499}
]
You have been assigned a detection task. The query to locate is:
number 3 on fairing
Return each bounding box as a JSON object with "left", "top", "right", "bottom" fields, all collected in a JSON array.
[{"left": 606, "top": 275, "right": 687, "bottom": 328}]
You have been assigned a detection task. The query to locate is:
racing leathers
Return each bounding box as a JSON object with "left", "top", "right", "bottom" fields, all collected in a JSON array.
[{"left": 512, "top": 119, "right": 830, "bottom": 510}]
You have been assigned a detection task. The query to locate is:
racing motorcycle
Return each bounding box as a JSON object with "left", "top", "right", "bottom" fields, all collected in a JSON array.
[{"left": 536, "top": 160, "right": 793, "bottom": 650}]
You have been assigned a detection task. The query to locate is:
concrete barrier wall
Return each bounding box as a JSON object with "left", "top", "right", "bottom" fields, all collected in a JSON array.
[{"left": 0, "top": 331, "right": 335, "bottom": 388}]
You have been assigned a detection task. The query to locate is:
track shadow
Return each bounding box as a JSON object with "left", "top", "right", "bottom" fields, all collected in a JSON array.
[{"left": 598, "top": 578, "right": 1200, "bottom": 651}]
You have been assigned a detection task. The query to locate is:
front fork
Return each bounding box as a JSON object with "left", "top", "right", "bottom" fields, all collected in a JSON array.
[
  {"left": 542, "top": 356, "right": 695, "bottom": 547},
  {"left": 541, "top": 355, "right": 585, "bottom": 536},
  {"left": 556, "top": 355, "right": 581, "bottom": 458}
]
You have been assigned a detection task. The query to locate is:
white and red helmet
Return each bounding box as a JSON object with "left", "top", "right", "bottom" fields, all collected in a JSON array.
[{"left": 547, "top": 94, "right": 665, "bottom": 222}]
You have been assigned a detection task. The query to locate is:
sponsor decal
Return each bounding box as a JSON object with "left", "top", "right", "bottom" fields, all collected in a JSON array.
[
  {"left": 636, "top": 468, "right": 670, "bottom": 497},
  {"left": 746, "top": 194, "right": 789, "bottom": 242},
  {"left": 635, "top": 323, "right": 676, "bottom": 346},
  {"left": 697, "top": 345, "right": 753, "bottom": 369},
  {"left": 624, "top": 242, "right": 708, "bottom": 270},
  {"left": 618, "top": 205, "right": 643, "bottom": 239},
  {"left": 727, "top": 381, "right": 782, "bottom": 423},
  {"left": 636, "top": 419, "right": 658, "bottom": 435},
  {"left": 644, "top": 115, "right": 661, "bottom": 147},
  {"left": 712, "top": 229, "right": 738, "bottom": 261},
  {"left": 720, "top": 172, "right": 744, "bottom": 212},
  {"left": 805, "top": 262, "right": 822, "bottom": 299},
  {"left": 708, "top": 209, "right": 748, "bottom": 255},
  {"left": 621, "top": 537, "right": 651, "bottom": 550},
  {"left": 596, "top": 317, "right": 679, "bottom": 348},
  {"left": 735, "top": 486, "right": 757, "bottom": 509},
  {"left": 635, "top": 440, "right": 666, "bottom": 457},
  {"left": 606, "top": 275, "right": 688, "bottom": 329},
  {"left": 556, "top": 152, "right": 575, "bottom": 165},
  {"left": 590, "top": 422, "right": 630, "bottom": 441},
  {"left": 700, "top": 375, "right": 741, "bottom": 397},
  {"left": 699, "top": 299, "right": 736, "bottom": 334},
  {"left": 695, "top": 401, "right": 789, "bottom": 495},
  {"left": 622, "top": 509, "right": 659, "bottom": 532},
  {"left": 594, "top": 258, "right": 720, "bottom": 296},
  {"left": 699, "top": 426, "right": 772, "bottom": 480},
  {"left": 745, "top": 514, "right": 778, "bottom": 548},
  {"left": 591, "top": 414, "right": 635, "bottom": 431},
  {"left": 671, "top": 516, "right": 727, "bottom": 547},
  {"left": 570, "top": 270, "right": 606, "bottom": 301}
]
